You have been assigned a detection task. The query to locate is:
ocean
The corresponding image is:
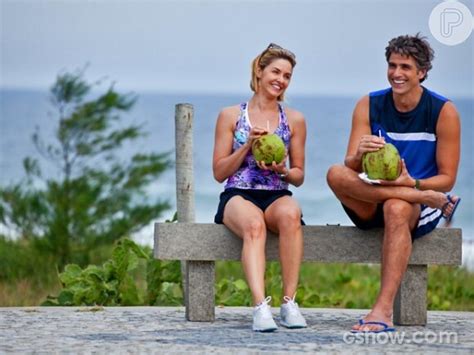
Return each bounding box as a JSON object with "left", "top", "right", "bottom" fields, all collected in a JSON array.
[{"left": 1, "top": 89, "right": 473, "bottom": 267}]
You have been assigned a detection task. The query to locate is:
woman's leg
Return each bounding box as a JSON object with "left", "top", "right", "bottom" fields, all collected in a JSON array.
[
  {"left": 223, "top": 196, "right": 267, "bottom": 305},
  {"left": 264, "top": 196, "right": 303, "bottom": 298}
]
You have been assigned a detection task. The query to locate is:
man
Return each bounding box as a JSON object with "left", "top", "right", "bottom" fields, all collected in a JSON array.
[{"left": 326, "top": 33, "right": 461, "bottom": 333}]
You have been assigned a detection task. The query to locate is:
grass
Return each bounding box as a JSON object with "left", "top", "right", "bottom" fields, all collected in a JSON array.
[
  {"left": 215, "top": 261, "right": 474, "bottom": 311},
  {"left": 0, "top": 280, "right": 61, "bottom": 307},
  {"left": 1, "top": 247, "right": 474, "bottom": 311}
]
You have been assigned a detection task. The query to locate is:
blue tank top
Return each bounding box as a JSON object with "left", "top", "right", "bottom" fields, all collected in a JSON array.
[{"left": 369, "top": 87, "right": 448, "bottom": 179}]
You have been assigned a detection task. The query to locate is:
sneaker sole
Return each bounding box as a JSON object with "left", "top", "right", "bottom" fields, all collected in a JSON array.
[
  {"left": 280, "top": 322, "right": 307, "bottom": 329},
  {"left": 253, "top": 327, "right": 278, "bottom": 332}
]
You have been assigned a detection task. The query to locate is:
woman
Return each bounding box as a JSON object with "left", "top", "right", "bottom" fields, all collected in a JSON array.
[{"left": 212, "top": 43, "right": 307, "bottom": 332}]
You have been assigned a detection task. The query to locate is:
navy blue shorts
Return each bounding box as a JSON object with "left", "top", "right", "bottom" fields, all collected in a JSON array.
[
  {"left": 214, "top": 188, "right": 305, "bottom": 225},
  {"left": 342, "top": 203, "right": 385, "bottom": 230},
  {"left": 342, "top": 202, "right": 440, "bottom": 240}
]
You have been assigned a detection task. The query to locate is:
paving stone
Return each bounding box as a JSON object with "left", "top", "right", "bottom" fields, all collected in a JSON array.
[{"left": 1, "top": 307, "right": 473, "bottom": 353}]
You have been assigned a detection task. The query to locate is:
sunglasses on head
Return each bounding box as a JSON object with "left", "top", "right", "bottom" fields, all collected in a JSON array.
[{"left": 263, "top": 43, "right": 296, "bottom": 60}]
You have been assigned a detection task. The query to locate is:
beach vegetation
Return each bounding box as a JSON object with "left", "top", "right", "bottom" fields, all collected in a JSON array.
[{"left": 0, "top": 69, "right": 171, "bottom": 269}]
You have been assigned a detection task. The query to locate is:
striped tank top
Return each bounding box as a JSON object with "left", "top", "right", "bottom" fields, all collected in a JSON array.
[{"left": 369, "top": 86, "right": 449, "bottom": 237}]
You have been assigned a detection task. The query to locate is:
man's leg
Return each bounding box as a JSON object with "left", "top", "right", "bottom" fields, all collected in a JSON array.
[
  {"left": 326, "top": 164, "right": 449, "bottom": 211},
  {"left": 326, "top": 164, "right": 448, "bottom": 331},
  {"left": 352, "top": 198, "right": 420, "bottom": 331}
]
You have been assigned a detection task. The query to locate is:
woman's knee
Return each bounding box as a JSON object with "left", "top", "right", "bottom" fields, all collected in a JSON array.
[
  {"left": 242, "top": 218, "right": 266, "bottom": 242},
  {"left": 276, "top": 207, "right": 302, "bottom": 232}
]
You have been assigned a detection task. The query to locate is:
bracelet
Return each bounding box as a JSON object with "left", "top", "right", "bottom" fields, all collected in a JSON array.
[
  {"left": 278, "top": 169, "right": 289, "bottom": 179},
  {"left": 414, "top": 179, "right": 420, "bottom": 190}
]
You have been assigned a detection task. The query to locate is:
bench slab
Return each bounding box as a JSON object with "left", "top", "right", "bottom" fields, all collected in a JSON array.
[{"left": 154, "top": 223, "right": 462, "bottom": 265}]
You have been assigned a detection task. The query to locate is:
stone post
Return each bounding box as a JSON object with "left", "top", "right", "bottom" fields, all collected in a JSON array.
[
  {"left": 393, "top": 264, "right": 428, "bottom": 325},
  {"left": 175, "top": 103, "right": 215, "bottom": 321}
]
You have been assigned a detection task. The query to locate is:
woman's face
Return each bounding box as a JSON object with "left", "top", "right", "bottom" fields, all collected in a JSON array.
[{"left": 257, "top": 58, "right": 293, "bottom": 99}]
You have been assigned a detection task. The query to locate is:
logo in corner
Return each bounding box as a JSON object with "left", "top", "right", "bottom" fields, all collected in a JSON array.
[{"left": 429, "top": 1, "right": 473, "bottom": 45}]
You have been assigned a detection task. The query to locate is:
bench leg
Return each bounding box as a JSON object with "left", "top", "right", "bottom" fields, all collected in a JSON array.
[
  {"left": 393, "top": 264, "right": 427, "bottom": 325},
  {"left": 185, "top": 261, "right": 215, "bottom": 321}
]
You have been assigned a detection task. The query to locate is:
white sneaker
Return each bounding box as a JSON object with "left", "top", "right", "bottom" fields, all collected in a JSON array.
[
  {"left": 252, "top": 296, "right": 278, "bottom": 332},
  {"left": 280, "top": 295, "right": 307, "bottom": 329}
]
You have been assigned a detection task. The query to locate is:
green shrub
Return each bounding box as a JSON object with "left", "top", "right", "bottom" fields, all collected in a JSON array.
[
  {"left": 42, "top": 238, "right": 149, "bottom": 306},
  {"left": 146, "top": 259, "right": 182, "bottom": 306}
]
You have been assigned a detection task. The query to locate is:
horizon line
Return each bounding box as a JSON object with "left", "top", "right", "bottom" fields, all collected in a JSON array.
[
  {"left": 0, "top": 85, "right": 474, "bottom": 100},
  {"left": 1, "top": 85, "right": 473, "bottom": 101}
]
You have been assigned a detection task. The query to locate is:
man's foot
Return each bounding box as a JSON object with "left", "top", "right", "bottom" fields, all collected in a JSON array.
[
  {"left": 442, "top": 195, "right": 461, "bottom": 223},
  {"left": 351, "top": 319, "right": 396, "bottom": 333},
  {"left": 252, "top": 296, "right": 278, "bottom": 332},
  {"left": 280, "top": 295, "right": 307, "bottom": 329},
  {"left": 423, "top": 190, "right": 450, "bottom": 209},
  {"left": 351, "top": 311, "right": 393, "bottom": 333}
]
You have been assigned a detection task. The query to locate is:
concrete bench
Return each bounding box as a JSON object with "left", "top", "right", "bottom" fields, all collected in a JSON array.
[
  {"left": 154, "top": 103, "right": 462, "bottom": 326},
  {"left": 154, "top": 222, "right": 462, "bottom": 325}
]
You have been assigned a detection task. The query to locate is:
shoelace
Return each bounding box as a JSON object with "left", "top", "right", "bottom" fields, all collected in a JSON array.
[
  {"left": 283, "top": 295, "right": 300, "bottom": 314},
  {"left": 256, "top": 296, "right": 272, "bottom": 310}
]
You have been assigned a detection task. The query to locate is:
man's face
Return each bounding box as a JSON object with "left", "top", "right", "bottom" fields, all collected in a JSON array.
[{"left": 387, "top": 53, "right": 426, "bottom": 95}]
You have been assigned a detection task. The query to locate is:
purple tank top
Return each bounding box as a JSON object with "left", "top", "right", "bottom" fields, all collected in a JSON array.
[{"left": 224, "top": 102, "right": 291, "bottom": 190}]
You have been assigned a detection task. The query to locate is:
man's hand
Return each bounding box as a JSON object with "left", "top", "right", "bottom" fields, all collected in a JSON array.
[
  {"left": 379, "top": 159, "right": 416, "bottom": 187},
  {"left": 356, "top": 134, "right": 385, "bottom": 160}
]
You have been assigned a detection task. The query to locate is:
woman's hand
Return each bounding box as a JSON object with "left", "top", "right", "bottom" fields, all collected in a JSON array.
[
  {"left": 256, "top": 151, "right": 288, "bottom": 175},
  {"left": 245, "top": 126, "right": 268, "bottom": 148}
]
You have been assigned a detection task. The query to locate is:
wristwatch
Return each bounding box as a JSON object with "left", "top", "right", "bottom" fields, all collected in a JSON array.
[{"left": 414, "top": 179, "right": 420, "bottom": 190}]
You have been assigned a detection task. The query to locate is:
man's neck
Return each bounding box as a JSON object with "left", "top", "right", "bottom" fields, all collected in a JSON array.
[{"left": 392, "top": 86, "right": 423, "bottom": 113}]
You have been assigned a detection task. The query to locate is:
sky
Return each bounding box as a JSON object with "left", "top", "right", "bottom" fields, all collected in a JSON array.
[{"left": 0, "top": 0, "right": 473, "bottom": 98}]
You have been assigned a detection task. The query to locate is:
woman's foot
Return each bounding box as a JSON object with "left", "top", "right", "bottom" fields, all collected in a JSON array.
[
  {"left": 280, "top": 295, "right": 307, "bottom": 329},
  {"left": 252, "top": 296, "right": 278, "bottom": 332}
]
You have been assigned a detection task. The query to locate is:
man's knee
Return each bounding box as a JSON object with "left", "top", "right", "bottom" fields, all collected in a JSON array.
[
  {"left": 383, "top": 199, "right": 413, "bottom": 225},
  {"left": 326, "top": 164, "right": 346, "bottom": 190}
]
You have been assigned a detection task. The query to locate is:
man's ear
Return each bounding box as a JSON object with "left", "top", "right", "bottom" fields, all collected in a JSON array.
[{"left": 418, "top": 69, "right": 427, "bottom": 81}]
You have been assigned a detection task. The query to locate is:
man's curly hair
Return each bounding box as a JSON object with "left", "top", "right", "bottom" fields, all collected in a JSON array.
[{"left": 385, "top": 33, "right": 435, "bottom": 83}]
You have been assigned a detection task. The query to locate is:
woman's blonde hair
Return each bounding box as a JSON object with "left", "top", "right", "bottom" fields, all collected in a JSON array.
[{"left": 250, "top": 43, "right": 297, "bottom": 101}]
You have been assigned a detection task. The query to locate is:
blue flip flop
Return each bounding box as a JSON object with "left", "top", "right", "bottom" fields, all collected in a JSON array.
[
  {"left": 350, "top": 319, "right": 396, "bottom": 333},
  {"left": 443, "top": 195, "right": 461, "bottom": 223}
]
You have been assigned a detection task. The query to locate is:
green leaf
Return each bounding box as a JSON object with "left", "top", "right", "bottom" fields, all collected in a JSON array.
[
  {"left": 123, "top": 239, "right": 149, "bottom": 260},
  {"left": 58, "top": 290, "right": 74, "bottom": 305},
  {"left": 59, "top": 264, "right": 83, "bottom": 286},
  {"left": 233, "top": 279, "right": 248, "bottom": 291}
]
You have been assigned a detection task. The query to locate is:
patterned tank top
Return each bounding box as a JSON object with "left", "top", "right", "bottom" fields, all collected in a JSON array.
[{"left": 224, "top": 102, "right": 291, "bottom": 190}]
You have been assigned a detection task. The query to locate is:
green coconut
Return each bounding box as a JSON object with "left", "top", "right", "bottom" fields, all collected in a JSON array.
[
  {"left": 362, "top": 143, "right": 401, "bottom": 180},
  {"left": 252, "top": 134, "right": 285, "bottom": 165}
]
